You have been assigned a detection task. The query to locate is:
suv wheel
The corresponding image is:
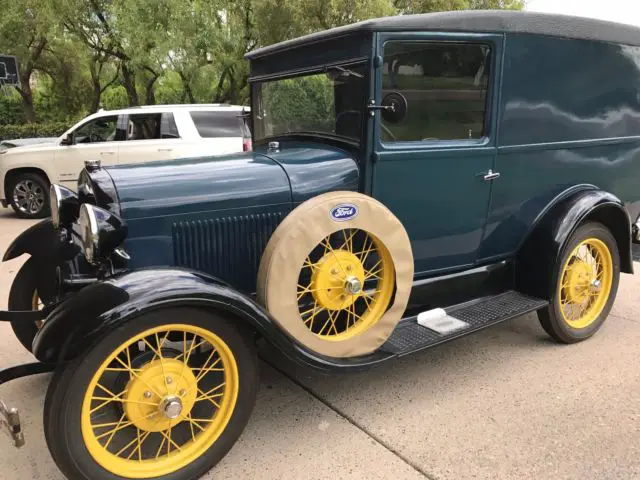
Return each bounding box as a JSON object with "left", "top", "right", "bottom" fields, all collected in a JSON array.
[{"left": 8, "top": 172, "right": 50, "bottom": 219}]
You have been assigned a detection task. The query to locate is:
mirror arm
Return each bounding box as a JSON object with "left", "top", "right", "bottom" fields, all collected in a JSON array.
[{"left": 367, "top": 101, "right": 396, "bottom": 117}]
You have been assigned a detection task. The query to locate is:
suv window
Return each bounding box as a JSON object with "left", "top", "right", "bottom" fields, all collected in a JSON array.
[
  {"left": 381, "top": 42, "right": 491, "bottom": 142},
  {"left": 74, "top": 116, "right": 125, "bottom": 143},
  {"left": 190, "top": 111, "right": 248, "bottom": 138},
  {"left": 127, "top": 113, "right": 180, "bottom": 141}
]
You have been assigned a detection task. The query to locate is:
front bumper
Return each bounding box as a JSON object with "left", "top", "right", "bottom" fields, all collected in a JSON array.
[{"left": 0, "top": 362, "right": 55, "bottom": 447}]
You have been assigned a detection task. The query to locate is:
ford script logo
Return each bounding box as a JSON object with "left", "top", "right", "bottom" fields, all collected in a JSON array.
[{"left": 330, "top": 203, "right": 358, "bottom": 222}]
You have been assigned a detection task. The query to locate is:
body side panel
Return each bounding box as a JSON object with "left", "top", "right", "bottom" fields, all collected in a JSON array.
[{"left": 481, "top": 33, "right": 640, "bottom": 261}]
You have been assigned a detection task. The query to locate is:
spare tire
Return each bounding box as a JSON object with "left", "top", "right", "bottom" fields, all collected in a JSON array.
[{"left": 257, "top": 191, "right": 413, "bottom": 358}]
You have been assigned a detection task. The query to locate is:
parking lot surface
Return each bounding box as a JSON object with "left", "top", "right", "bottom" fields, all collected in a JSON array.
[{"left": 0, "top": 207, "right": 639, "bottom": 480}]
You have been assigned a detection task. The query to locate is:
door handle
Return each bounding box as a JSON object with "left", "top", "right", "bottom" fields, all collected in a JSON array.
[
  {"left": 157, "top": 148, "right": 173, "bottom": 152},
  {"left": 100, "top": 151, "right": 115, "bottom": 156},
  {"left": 482, "top": 169, "right": 501, "bottom": 181}
]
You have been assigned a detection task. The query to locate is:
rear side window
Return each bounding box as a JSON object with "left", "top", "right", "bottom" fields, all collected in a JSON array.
[
  {"left": 127, "top": 113, "right": 180, "bottom": 140},
  {"left": 190, "top": 111, "right": 247, "bottom": 138},
  {"left": 381, "top": 41, "right": 491, "bottom": 142}
]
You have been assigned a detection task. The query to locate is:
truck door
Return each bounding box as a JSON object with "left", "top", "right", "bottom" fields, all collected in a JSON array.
[{"left": 370, "top": 33, "right": 503, "bottom": 276}]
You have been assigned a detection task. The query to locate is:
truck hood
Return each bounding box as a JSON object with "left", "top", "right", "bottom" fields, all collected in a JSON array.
[{"left": 105, "top": 144, "right": 359, "bottom": 220}]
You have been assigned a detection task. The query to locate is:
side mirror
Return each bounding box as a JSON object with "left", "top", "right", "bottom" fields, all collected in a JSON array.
[
  {"left": 60, "top": 133, "right": 73, "bottom": 146},
  {"left": 380, "top": 92, "right": 408, "bottom": 124}
]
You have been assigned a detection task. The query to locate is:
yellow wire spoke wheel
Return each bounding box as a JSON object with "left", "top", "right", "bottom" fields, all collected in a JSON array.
[
  {"left": 297, "top": 228, "right": 395, "bottom": 340},
  {"left": 80, "top": 324, "right": 239, "bottom": 479},
  {"left": 558, "top": 237, "right": 613, "bottom": 329}
]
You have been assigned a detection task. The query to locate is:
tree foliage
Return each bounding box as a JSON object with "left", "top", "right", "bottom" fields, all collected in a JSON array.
[{"left": 0, "top": 0, "right": 523, "bottom": 128}]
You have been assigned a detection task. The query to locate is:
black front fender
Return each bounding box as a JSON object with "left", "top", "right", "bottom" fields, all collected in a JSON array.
[
  {"left": 516, "top": 186, "right": 633, "bottom": 299},
  {"left": 2, "top": 219, "right": 56, "bottom": 262},
  {"left": 32, "top": 267, "right": 388, "bottom": 372}
]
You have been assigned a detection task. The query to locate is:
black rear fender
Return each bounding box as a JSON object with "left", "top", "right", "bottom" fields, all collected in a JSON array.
[{"left": 516, "top": 186, "right": 633, "bottom": 299}]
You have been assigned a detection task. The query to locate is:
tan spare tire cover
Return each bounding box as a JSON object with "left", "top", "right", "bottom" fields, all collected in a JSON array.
[{"left": 257, "top": 191, "right": 413, "bottom": 358}]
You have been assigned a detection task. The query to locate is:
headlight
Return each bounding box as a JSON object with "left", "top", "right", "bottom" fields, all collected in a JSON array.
[
  {"left": 50, "top": 184, "right": 79, "bottom": 230},
  {"left": 78, "top": 204, "right": 127, "bottom": 265}
]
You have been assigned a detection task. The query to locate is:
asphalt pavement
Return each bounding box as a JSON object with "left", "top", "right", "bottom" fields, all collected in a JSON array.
[{"left": 0, "top": 206, "right": 638, "bottom": 480}]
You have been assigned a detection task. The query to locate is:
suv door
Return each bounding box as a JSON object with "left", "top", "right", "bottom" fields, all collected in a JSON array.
[
  {"left": 54, "top": 114, "right": 125, "bottom": 186},
  {"left": 117, "top": 112, "right": 182, "bottom": 165},
  {"left": 371, "top": 33, "right": 502, "bottom": 275}
]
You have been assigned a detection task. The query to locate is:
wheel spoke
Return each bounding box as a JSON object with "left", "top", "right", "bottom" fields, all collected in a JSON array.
[{"left": 196, "top": 388, "right": 221, "bottom": 408}]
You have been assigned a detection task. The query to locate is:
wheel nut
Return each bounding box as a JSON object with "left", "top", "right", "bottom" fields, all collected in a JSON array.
[
  {"left": 179, "top": 389, "right": 186, "bottom": 396},
  {"left": 144, "top": 391, "right": 152, "bottom": 399},
  {"left": 331, "top": 268, "right": 338, "bottom": 275},
  {"left": 346, "top": 265, "right": 352, "bottom": 271},
  {"left": 166, "top": 376, "right": 173, "bottom": 384}
]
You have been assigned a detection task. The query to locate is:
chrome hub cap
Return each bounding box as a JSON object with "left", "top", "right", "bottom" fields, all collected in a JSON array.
[
  {"left": 13, "top": 179, "right": 45, "bottom": 215},
  {"left": 344, "top": 276, "right": 362, "bottom": 295},
  {"left": 160, "top": 395, "right": 183, "bottom": 420}
]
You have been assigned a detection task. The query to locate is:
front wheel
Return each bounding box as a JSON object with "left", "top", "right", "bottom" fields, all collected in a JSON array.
[
  {"left": 8, "top": 257, "right": 51, "bottom": 352},
  {"left": 538, "top": 222, "right": 620, "bottom": 343},
  {"left": 8, "top": 172, "right": 50, "bottom": 219},
  {"left": 44, "top": 308, "right": 258, "bottom": 480}
]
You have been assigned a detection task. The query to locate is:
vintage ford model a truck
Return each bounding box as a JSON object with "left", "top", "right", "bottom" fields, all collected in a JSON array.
[{"left": 1, "top": 10, "right": 640, "bottom": 480}]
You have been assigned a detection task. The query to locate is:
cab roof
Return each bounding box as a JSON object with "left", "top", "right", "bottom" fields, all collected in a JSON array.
[{"left": 246, "top": 10, "right": 640, "bottom": 60}]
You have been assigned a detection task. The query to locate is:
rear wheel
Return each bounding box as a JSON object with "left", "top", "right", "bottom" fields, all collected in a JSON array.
[
  {"left": 538, "top": 222, "right": 620, "bottom": 343},
  {"left": 44, "top": 308, "right": 258, "bottom": 480},
  {"left": 8, "top": 172, "right": 50, "bottom": 219}
]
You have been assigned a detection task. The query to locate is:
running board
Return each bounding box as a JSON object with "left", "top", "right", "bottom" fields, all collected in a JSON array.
[{"left": 381, "top": 291, "right": 548, "bottom": 356}]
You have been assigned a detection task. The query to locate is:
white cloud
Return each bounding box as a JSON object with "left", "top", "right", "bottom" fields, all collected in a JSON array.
[{"left": 525, "top": 0, "right": 640, "bottom": 28}]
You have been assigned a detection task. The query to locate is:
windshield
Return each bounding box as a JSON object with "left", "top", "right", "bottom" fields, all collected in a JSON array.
[{"left": 253, "top": 63, "right": 367, "bottom": 144}]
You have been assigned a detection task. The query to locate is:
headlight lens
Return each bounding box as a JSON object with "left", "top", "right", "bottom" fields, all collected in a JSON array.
[
  {"left": 50, "top": 184, "right": 79, "bottom": 230},
  {"left": 78, "top": 203, "right": 127, "bottom": 265},
  {"left": 78, "top": 204, "right": 100, "bottom": 264}
]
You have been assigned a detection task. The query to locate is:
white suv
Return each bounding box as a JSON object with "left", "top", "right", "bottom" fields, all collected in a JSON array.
[{"left": 0, "top": 104, "right": 251, "bottom": 218}]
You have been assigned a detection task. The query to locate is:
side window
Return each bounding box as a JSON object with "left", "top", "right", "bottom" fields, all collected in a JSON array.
[
  {"left": 126, "top": 113, "right": 181, "bottom": 141},
  {"left": 381, "top": 41, "right": 491, "bottom": 142},
  {"left": 190, "top": 111, "right": 244, "bottom": 138},
  {"left": 74, "top": 116, "right": 124, "bottom": 144}
]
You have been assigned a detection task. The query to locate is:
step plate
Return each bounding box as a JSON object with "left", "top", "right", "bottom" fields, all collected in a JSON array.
[{"left": 382, "top": 291, "right": 548, "bottom": 355}]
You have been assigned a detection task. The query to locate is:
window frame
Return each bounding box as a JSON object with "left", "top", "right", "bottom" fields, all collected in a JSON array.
[{"left": 374, "top": 32, "right": 502, "bottom": 152}]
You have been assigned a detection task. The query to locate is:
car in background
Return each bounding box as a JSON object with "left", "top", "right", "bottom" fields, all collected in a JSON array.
[
  {"left": 0, "top": 104, "right": 251, "bottom": 218},
  {"left": 0, "top": 137, "right": 59, "bottom": 152}
]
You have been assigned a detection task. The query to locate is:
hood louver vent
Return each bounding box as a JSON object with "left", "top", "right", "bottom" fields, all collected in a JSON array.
[{"left": 172, "top": 212, "right": 287, "bottom": 293}]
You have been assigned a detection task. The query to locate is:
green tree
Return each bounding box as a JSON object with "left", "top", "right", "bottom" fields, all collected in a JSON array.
[{"left": 0, "top": 0, "right": 58, "bottom": 121}]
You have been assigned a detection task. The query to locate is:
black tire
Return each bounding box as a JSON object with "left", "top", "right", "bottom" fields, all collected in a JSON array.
[
  {"left": 538, "top": 222, "right": 620, "bottom": 344},
  {"left": 44, "top": 307, "right": 259, "bottom": 480},
  {"left": 8, "top": 172, "right": 50, "bottom": 219},
  {"left": 8, "top": 257, "right": 48, "bottom": 352}
]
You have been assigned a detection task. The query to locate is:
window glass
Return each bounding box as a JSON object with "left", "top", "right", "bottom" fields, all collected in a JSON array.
[
  {"left": 74, "top": 116, "right": 123, "bottom": 143},
  {"left": 160, "top": 113, "right": 180, "bottom": 139},
  {"left": 381, "top": 42, "right": 491, "bottom": 142},
  {"left": 126, "top": 113, "right": 179, "bottom": 141},
  {"left": 190, "top": 111, "right": 246, "bottom": 138}
]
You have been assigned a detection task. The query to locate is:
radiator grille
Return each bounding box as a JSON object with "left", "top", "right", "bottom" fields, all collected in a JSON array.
[{"left": 172, "top": 212, "right": 287, "bottom": 292}]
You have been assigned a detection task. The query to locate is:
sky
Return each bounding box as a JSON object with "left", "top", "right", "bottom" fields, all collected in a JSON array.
[{"left": 525, "top": 0, "right": 640, "bottom": 28}]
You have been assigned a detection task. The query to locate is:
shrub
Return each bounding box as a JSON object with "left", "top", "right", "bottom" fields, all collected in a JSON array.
[{"left": 0, "top": 121, "right": 70, "bottom": 140}]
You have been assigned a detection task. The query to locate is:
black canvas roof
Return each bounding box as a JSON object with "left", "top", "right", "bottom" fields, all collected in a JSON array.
[{"left": 246, "top": 10, "right": 640, "bottom": 59}]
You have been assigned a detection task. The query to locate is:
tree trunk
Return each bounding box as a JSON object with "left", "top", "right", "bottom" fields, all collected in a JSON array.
[
  {"left": 178, "top": 72, "right": 195, "bottom": 103},
  {"left": 145, "top": 76, "right": 158, "bottom": 105},
  {"left": 15, "top": 71, "right": 36, "bottom": 123},
  {"left": 121, "top": 64, "right": 139, "bottom": 106}
]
